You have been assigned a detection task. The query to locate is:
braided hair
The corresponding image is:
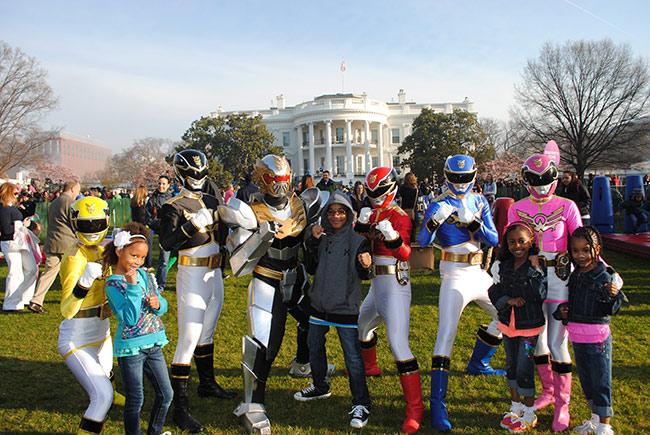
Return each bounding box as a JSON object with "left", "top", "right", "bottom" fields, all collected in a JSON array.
[{"left": 569, "top": 225, "right": 602, "bottom": 266}]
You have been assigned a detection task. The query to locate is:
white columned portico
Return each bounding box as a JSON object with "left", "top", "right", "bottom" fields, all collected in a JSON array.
[
  {"left": 308, "top": 122, "right": 315, "bottom": 175},
  {"left": 364, "top": 120, "right": 371, "bottom": 171},
  {"left": 296, "top": 125, "right": 303, "bottom": 176},
  {"left": 325, "top": 120, "right": 332, "bottom": 173},
  {"left": 345, "top": 120, "right": 353, "bottom": 179},
  {"left": 377, "top": 123, "right": 384, "bottom": 167}
]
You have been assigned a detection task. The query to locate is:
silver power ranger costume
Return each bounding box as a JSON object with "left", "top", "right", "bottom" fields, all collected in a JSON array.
[
  {"left": 218, "top": 155, "right": 322, "bottom": 434},
  {"left": 159, "top": 150, "right": 235, "bottom": 434},
  {"left": 417, "top": 155, "right": 502, "bottom": 432}
]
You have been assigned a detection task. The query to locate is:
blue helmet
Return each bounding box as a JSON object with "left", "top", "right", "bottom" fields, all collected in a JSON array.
[{"left": 444, "top": 155, "right": 477, "bottom": 195}]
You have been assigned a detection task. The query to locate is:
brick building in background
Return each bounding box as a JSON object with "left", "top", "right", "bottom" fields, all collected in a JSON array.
[{"left": 38, "top": 130, "right": 112, "bottom": 178}]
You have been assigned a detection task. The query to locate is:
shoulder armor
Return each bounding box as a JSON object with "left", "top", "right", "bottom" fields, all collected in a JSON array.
[
  {"left": 300, "top": 187, "right": 324, "bottom": 225},
  {"left": 217, "top": 198, "right": 258, "bottom": 230}
]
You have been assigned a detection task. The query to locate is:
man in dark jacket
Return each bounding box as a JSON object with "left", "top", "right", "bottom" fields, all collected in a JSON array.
[
  {"left": 145, "top": 175, "right": 174, "bottom": 292},
  {"left": 316, "top": 170, "right": 338, "bottom": 194},
  {"left": 236, "top": 173, "right": 258, "bottom": 203}
]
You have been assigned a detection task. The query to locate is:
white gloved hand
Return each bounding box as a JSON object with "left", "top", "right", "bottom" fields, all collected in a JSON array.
[
  {"left": 191, "top": 208, "right": 214, "bottom": 229},
  {"left": 358, "top": 207, "right": 372, "bottom": 224},
  {"left": 432, "top": 202, "right": 455, "bottom": 223},
  {"left": 456, "top": 206, "right": 475, "bottom": 224},
  {"left": 377, "top": 219, "right": 399, "bottom": 240},
  {"left": 78, "top": 262, "right": 103, "bottom": 288}
]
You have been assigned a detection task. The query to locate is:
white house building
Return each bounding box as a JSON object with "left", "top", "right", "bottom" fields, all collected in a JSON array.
[{"left": 211, "top": 90, "right": 476, "bottom": 183}]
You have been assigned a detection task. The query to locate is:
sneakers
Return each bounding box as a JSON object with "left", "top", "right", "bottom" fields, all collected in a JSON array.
[
  {"left": 293, "top": 383, "right": 331, "bottom": 401},
  {"left": 508, "top": 414, "right": 538, "bottom": 433},
  {"left": 349, "top": 404, "right": 370, "bottom": 428},
  {"left": 289, "top": 357, "right": 336, "bottom": 378},
  {"left": 594, "top": 423, "right": 614, "bottom": 435},
  {"left": 501, "top": 410, "right": 523, "bottom": 429},
  {"left": 574, "top": 414, "right": 600, "bottom": 434}
]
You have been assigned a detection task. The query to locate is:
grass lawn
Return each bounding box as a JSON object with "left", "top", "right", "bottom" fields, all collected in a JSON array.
[{"left": 1, "top": 240, "right": 649, "bottom": 434}]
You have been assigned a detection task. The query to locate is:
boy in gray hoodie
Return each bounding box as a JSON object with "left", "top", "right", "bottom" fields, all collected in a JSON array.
[{"left": 294, "top": 191, "right": 373, "bottom": 429}]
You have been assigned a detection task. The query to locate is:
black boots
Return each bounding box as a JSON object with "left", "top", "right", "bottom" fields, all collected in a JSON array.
[
  {"left": 171, "top": 363, "right": 205, "bottom": 433},
  {"left": 194, "top": 343, "right": 236, "bottom": 399}
]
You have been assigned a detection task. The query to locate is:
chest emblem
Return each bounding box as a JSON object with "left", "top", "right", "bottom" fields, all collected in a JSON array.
[{"left": 516, "top": 206, "right": 564, "bottom": 233}]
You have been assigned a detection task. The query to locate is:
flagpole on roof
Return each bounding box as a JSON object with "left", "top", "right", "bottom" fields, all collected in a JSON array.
[{"left": 340, "top": 58, "right": 346, "bottom": 93}]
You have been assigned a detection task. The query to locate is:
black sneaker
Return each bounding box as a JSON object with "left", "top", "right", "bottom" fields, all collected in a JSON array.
[
  {"left": 349, "top": 404, "right": 369, "bottom": 428},
  {"left": 27, "top": 303, "right": 49, "bottom": 314},
  {"left": 293, "top": 383, "right": 331, "bottom": 401}
]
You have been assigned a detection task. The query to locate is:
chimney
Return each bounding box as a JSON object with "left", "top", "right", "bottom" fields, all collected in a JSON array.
[
  {"left": 398, "top": 89, "right": 406, "bottom": 104},
  {"left": 277, "top": 94, "right": 285, "bottom": 109}
]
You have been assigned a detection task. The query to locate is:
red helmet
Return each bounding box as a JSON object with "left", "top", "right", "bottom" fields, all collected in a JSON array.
[{"left": 365, "top": 167, "right": 398, "bottom": 209}]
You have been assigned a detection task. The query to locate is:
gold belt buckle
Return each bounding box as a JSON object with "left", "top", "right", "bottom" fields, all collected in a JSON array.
[
  {"left": 468, "top": 251, "right": 483, "bottom": 266},
  {"left": 207, "top": 253, "right": 221, "bottom": 269}
]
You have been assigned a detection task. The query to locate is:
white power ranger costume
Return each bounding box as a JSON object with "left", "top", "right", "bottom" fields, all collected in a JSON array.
[
  {"left": 159, "top": 149, "right": 235, "bottom": 434},
  {"left": 417, "top": 155, "right": 501, "bottom": 432}
]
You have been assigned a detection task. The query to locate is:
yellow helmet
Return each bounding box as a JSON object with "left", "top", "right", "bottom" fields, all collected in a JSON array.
[{"left": 71, "top": 197, "right": 110, "bottom": 246}]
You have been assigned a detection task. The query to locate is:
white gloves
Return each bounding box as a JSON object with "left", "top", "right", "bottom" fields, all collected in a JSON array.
[
  {"left": 191, "top": 208, "right": 214, "bottom": 229},
  {"left": 456, "top": 206, "right": 475, "bottom": 224},
  {"left": 79, "top": 262, "right": 103, "bottom": 288},
  {"left": 358, "top": 207, "right": 372, "bottom": 224},
  {"left": 377, "top": 220, "right": 399, "bottom": 241},
  {"left": 433, "top": 202, "right": 455, "bottom": 223}
]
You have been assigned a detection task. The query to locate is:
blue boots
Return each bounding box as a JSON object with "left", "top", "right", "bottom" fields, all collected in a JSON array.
[
  {"left": 465, "top": 324, "right": 506, "bottom": 376},
  {"left": 430, "top": 356, "right": 452, "bottom": 432}
]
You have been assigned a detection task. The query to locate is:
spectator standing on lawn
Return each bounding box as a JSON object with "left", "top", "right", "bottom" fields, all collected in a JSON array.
[
  {"left": 130, "top": 185, "right": 151, "bottom": 269},
  {"left": 316, "top": 170, "right": 338, "bottom": 194},
  {"left": 489, "top": 222, "right": 547, "bottom": 433},
  {"left": 554, "top": 226, "right": 625, "bottom": 435},
  {"left": 294, "top": 191, "right": 373, "bottom": 429},
  {"left": 1, "top": 182, "right": 38, "bottom": 312},
  {"left": 28, "top": 180, "right": 81, "bottom": 314},
  {"left": 145, "top": 176, "right": 173, "bottom": 293}
]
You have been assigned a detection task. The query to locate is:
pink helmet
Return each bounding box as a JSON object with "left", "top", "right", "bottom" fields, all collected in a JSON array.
[{"left": 521, "top": 154, "right": 558, "bottom": 199}]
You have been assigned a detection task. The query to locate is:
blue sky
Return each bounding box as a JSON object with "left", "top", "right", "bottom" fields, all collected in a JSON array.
[{"left": 3, "top": 0, "right": 649, "bottom": 151}]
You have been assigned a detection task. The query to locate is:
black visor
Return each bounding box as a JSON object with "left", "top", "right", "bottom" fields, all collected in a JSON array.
[
  {"left": 75, "top": 218, "right": 108, "bottom": 234},
  {"left": 366, "top": 181, "right": 396, "bottom": 199},
  {"left": 445, "top": 170, "right": 476, "bottom": 184},
  {"left": 523, "top": 167, "right": 558, "bottom": 186}
]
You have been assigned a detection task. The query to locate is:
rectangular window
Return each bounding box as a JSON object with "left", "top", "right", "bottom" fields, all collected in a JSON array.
[
  {"left": 356, "top": 155, "right": 364, "bottom": 174},
  {"left": 319, "top": 130, "right": 324, "bottom": 142},
  {"left": 335, "top": 127, "right": 344, "bottom": 143},
  {"left": 320, "top": 157, "right": 325, "bottom": 169},
  {"left": 391, "top": 128, "right": 400, "bottom": 144},
  {"left": 303, "top": 131, "right": 309, "bottom": 146},
  {"left": 355, "top": 129, "right": 362, "bottom": 143},
  {"left": 372, "top": 157, "right": 378, "bottom": 168},
  {"left": 336, "top": 155, "right": 345, "bottom": 175},
  {"left": 304, "top": 159, "right": 309, "bottom": 172},
  {"left": 393, "top": 156, "right": 400, "bottom": 167},
  {"left": 371, "top": 129, "right": 378, "bottom": 144},
  {"left": 283, "top": 132, "right": 291, "bottom": 147}
]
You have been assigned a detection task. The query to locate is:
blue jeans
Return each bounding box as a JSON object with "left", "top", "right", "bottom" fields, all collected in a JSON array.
[
  {"left": 155, "top": 243, "right": 170, "bottom": 292},
  {"left": 503, "top": 334, "right": 537, "bottom": 397},
  {"left": 118, "top": 345, "right": 174, "bottom": 435},
  {"left": 307, "top": 321, "right": 370, "bottom": 407},
  {"left": 573, "top": 334, "right": 613, "bottom": 417}
]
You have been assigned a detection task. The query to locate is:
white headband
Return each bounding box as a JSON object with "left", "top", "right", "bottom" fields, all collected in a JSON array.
[{"left": 114, "top": 230, "right": 147, "bottom": 251}]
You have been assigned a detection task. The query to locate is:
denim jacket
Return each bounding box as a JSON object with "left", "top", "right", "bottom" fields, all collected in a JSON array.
[
  {"left": 488, "top": 258, "right": 548, "bottom": 330},
  {"left": 567, "top": 262, "right": 624, "bottom": 325}
]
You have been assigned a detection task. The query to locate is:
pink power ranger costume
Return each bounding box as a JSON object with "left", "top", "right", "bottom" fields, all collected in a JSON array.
[{"left": 507, "top": 154, "right": 581, "bottom": 431}]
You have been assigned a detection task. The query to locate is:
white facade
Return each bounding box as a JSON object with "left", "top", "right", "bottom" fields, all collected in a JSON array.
[{"left": 212, "top": 90, "right": 475, "bottom": 183}]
